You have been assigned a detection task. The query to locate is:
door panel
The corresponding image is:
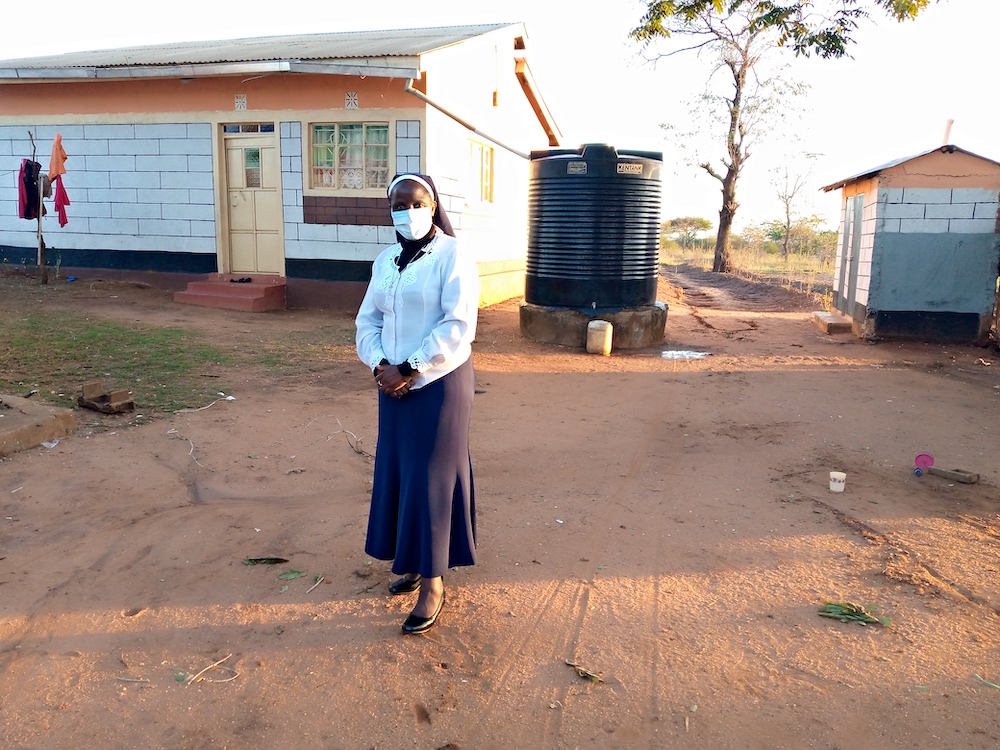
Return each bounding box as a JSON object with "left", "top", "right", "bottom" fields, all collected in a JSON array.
[
  {"left": 230, "top": 234, "right": 257, "bottom": 271},
  {"left": 836, "top": 199, "right": 852, "bottom": 314},
  {"left": 254, "top": 190, "right": 281, "bottom": 232},
  {"left": 844, "top": 194, "right": 864, "bottom": 318},
  {"left": 256, "top": 233, "right": 283, "bottom": 274},
  {"left": 229, "top": 191, "right": 254, "bottom": 231}
]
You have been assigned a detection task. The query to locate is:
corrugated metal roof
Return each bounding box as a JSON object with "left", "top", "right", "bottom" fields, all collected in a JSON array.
[
  {"left": 821, "top": 144, "right": 1000, "bottom": 192},
  {"left": 0, "top": 23, "right": 518, "bottom": 69}
]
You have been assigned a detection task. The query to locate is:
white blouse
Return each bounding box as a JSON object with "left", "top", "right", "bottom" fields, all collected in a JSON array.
[{"left": 355, "top": 232, "right": 479, "bottom": 390}]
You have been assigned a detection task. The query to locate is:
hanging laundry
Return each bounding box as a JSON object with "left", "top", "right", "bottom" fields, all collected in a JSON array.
[
  {"left": 54, "top": 175, "right": 71, "bottom": 227},
  {"left": 17, "top": 159, "right": 46, "bottom": 220},
  {"left": 48, "top": 134, "right": 70, "bottom": 226},
  {"left": 48, "top": 133, "right": 68, "bottom": 179}
]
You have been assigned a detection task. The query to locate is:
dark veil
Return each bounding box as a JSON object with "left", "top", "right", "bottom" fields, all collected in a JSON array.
[{"left": 389, "top": 173, "right": 456, "bottom": 238}]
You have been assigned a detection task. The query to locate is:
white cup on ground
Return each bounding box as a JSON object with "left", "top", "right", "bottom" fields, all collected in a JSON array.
[{"left": 829, "top": 471, "right": 846, "bottom": 492}]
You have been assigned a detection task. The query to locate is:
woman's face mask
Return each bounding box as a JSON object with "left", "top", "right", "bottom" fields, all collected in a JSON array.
[{"left": 391, "top": 207, "right": 434, "bottom": 241}]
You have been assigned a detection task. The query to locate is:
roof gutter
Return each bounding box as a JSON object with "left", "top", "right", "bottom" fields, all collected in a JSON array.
[
  {"left": 0, "top": 60, "right": 420, "bottom": 82},
  {"left": 404, "top": 78, "right": 531, "bottom": 160}
]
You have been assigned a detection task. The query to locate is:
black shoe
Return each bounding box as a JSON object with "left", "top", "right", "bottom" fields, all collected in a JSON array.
[
  {"left": 402, "top": 592, "right": 445, "bottom": 635},
  {"left": 388, "top": 575, "right": 421, "bottom": 595}
]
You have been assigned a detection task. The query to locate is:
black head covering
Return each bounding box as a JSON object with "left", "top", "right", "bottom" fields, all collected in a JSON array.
[{"left": 388, "top": 173, "right": 456, "bottom": 240}]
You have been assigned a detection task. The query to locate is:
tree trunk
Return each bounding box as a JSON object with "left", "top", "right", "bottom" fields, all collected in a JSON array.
[{"left": 712, "top": 171, "right": 738, "bottom": 273}]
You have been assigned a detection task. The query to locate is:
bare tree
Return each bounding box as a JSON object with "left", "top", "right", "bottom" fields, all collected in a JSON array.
[
  {"left": 774, "top": 165, "right": 807, "bottom": 259},
  {"left": 633, "top": 9, "right": 805, "bottom": 272}
]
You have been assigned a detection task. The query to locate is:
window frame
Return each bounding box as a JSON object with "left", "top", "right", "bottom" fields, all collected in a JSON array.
[
  {"left": 469, "top": 139, "right": 495, "bottom": 204},
  {"left": 308, "top": 120, "right": 391, "bottom": 196}
]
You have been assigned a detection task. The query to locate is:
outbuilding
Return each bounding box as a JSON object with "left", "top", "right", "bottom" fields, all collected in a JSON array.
[
  {"left": 821, "top": 144, "right": 1000, "bottom": 343},
  {"left": 0, "top": 24, "right": 561, "bottom": 311}
]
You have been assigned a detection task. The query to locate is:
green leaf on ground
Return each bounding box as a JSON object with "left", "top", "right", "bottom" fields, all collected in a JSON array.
[
  {"left": 818, "top": 601, "right": 891, "bottom": 627},
  {"left": 974, "top": 674, "right": 1000, "bottom": 689},
  {"left": 565, "top": 660, "right": 604, "bottom": 683},
  {"left": 243, "top": 557, "right": 288, "bottom": 565},
  {"left": 278, "top": 570, "right": 306, "bottom": 580}
]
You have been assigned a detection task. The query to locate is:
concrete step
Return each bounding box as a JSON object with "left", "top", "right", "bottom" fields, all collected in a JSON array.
[
  {"left": 0, "top": 394, "right": 75, "bottom": 457},
  {"left": 173, "top": 276, "right": 286, "bottom": 312},
  {"left": 812, "top": 310, "right": 853, "bottom": 335}
]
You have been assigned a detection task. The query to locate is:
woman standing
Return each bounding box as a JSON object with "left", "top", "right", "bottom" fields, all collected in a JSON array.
[{"left": 356, "top": 173, "right": 480, "bottom": 634}]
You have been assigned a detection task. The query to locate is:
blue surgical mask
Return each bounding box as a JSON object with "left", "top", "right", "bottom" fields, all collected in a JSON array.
[{"left": 391, "top": 207, "right": 434, "bottom": 241}]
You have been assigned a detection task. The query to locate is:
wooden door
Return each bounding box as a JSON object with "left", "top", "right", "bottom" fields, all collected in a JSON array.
[{"left": 225, "top": 132, "right": 282, "bottom": 275}]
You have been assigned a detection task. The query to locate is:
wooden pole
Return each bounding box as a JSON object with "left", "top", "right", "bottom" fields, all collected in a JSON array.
[
  {"left": 37, "top": 183, "right": 47, "bottom": 285},
  {"left": 27, "top": 130, "right": 47, "bottom": 284}
]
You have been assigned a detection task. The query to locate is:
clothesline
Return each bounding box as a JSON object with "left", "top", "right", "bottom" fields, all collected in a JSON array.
[
  {"left": 16, "top": 133, "right": 70, "bottom": 227},
  {"left": 16, "top": 131, "right": 71, "bottom": 285}
]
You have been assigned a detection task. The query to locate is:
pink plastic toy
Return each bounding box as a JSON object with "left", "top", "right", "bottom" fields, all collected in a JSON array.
[{"left": 914, "top": 453, "right": 934, "bottom": 476}]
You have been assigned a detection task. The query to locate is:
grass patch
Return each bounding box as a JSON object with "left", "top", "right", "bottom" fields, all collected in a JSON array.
[{"left": 0, "top": 311, "right": 235, "bottom": 413}]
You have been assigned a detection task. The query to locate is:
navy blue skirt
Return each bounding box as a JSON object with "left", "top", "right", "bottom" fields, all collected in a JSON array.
[{"left": 365, "top": 357, "right": 476, "bottom": 577}]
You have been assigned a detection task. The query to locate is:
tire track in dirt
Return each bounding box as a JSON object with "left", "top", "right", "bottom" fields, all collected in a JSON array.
[
  {"left": 407, "top": 373, "right": 688, "bottom": 746},
  {"left": 534, "top": 379, "right": 683, "bottom": 745},
  {"left": 426, "top": 577, "right": 593, "bottom": 746}
]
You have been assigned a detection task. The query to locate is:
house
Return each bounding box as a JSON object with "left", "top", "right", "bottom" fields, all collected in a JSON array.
[
  {"left": 821, "top": 145, "right": 1000, "bottom": 343},
  {"left": 0, "top": 23, "right": 561, "bottom": 311}
]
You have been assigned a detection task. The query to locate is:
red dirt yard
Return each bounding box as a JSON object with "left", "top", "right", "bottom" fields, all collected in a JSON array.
[{"left": 1, "top": 267, "right": 999, "bottom": 749}]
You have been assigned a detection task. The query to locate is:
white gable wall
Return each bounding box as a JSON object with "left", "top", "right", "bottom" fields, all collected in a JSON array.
[{"left": 420, "top": 26, "right": 548, "bottom": 264}]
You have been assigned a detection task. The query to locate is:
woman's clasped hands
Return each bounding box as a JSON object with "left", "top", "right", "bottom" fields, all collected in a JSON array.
[{"left": 374, "top": 364, "right": 415, "bottom": 398}]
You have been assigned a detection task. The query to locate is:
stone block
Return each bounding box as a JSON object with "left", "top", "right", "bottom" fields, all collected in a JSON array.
[
  {"left": 898, "top": 218, "right": 949, "bottom": 234},
  {"left": 952, "top": 187, "right": 998, "bottom": 203},
  {"left": 883, "top": 203, "right": 925, "bottom": 219},
  {"left": 901, "top": 187, "right": 952, "bottom": 204},
  {"left": 136, "top": 155, "right": 190, "bottom": 172},
  {"left": 972, "top": 202, "right": 999, "bottom": 220},
  {"left": 396, "top": 138, "right": 420, "bottom": 157},
  {"left": 925, "top": 203, "right": 974, "bottom": 220},
  {"left": 949, "top": 218, "right": 997, "bottom": 234},
  {"left": 135, "top": 123, "right": 189, "bottom": 139},
  {"left": 83, "top": 123, "right": 135, "bottom": 139},
  {"left": 878, "top": 187, "right": 904, "bottom": 204}
]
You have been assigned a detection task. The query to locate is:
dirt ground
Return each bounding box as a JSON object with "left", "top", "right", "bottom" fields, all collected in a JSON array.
[{"left": 1, "top": 266, "right": 999, "bottom": 750}]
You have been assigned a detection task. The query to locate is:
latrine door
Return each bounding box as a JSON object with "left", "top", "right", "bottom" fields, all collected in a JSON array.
[
  {"left": 836, "top": 194, "right": 863, "bottom": 316},
  {"left": 224, "top": 130, "right": 283, "bottom": 276},
  {"left": 844, "top": 194, "right": 864, "bottom": 317}
]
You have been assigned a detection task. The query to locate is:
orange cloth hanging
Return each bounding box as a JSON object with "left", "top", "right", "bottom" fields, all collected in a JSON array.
[{"left": 48, "top": 133, "right": 68, "bottom": 179}]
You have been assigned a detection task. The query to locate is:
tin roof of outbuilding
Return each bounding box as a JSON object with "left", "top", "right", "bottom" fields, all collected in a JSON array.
[
  {"left": 0, "top": 23, "right": 517, "bottom": 71},
  {"left": 821, "top": 144, "right": 1000, "bottom": 192}
]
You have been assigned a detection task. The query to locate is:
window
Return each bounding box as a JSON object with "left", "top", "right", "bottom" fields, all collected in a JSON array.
[
  {"left": 311, "top": 123, "right": 389, "bottom": 190},
  {"left": 244, "top": 148, "right": 261, "bottom": 188},
  {"left": 470, "top": 141, "right": 494, "bottom": 203},
  {"left": 223, "top": 123, "right": 275, "bottom": 133}
]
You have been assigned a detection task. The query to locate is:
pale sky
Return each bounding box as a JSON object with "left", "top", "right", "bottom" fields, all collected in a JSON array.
[{"left": 3, "top": 0, "right": 997, "bottom": 232}]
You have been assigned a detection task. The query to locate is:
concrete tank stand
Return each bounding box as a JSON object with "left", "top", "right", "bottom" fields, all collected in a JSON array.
[{"left": 519, "top": 303, "right": 668, "bottom": 350}]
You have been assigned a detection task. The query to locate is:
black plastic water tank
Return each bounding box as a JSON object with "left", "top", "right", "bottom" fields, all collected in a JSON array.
[{"left": 526, "top": 144, "right": 663, "bottom": 309}]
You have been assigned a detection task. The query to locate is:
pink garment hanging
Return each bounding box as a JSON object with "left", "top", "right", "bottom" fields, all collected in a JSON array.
[{"left": 54, "top": 174, "right": 71, "bottom": 227}]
